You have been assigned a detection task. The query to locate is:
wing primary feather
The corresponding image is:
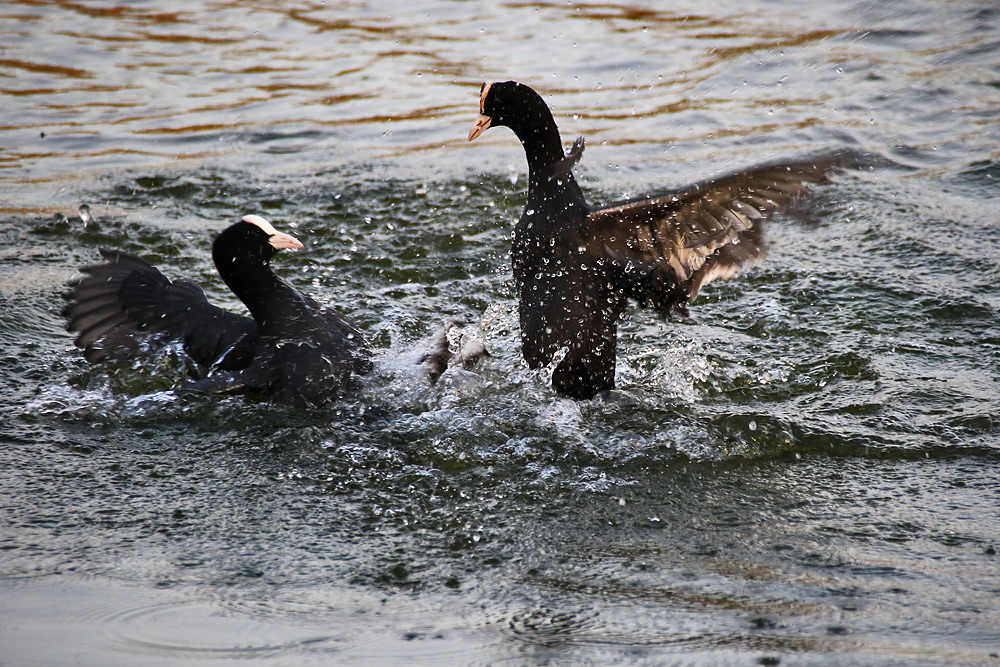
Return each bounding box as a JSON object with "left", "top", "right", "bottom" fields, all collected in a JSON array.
[{"left": 583, "top": 150, "right": 853, "bottom": 315}]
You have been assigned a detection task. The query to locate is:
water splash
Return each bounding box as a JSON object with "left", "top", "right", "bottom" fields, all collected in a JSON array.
[
  {"left": 24, "top": 383, "right": 118, "bottom": 421},
  {"left": 121, "top": 391, "right": 180, "bottom": 418}
]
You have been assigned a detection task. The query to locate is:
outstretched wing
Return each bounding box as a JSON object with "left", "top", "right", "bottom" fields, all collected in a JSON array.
[
  {"left": 584, "top": 151, "right": 856, "bottom": 315},
  {"left": 63, "top": 249, "right": 257, "bottom": 368}
]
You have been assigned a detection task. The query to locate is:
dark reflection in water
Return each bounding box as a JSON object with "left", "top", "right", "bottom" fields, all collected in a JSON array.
[{"left": 2, "top": 0, "right": 1000, "bottom": 665}]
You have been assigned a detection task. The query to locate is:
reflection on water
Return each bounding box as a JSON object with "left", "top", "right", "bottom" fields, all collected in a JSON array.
[
  {"left": 3, "top": 0, "right": 998, "bottom": 212},
  {"left": 2, "top": 0, "right": 1000, "bottom": 665}
]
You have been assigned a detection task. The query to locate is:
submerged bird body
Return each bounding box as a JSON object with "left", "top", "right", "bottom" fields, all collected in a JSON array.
[
  {"left": 64, "top": 215, "right": 371, "bottom": 406},
  {"left": 470, "top": 81, "right": 851, "bottom": 399}
]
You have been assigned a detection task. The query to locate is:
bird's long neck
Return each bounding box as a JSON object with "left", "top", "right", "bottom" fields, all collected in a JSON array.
[
  {"left": 503, "top": 101, "right": 564, "bottom": 186},
  {"left": 213, "top": 245, "right": 286, "bottom": 324},
  {"left": 508, "top": 103, "right": 587, "bottom": 210}
]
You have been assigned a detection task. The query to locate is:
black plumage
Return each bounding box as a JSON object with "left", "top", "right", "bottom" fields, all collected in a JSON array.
[
  {"left": 469, "top": 81, "right": 854, "bottom": 399},
  {"left": 64, "top": 214, "right": 371, "bottom": 406}
]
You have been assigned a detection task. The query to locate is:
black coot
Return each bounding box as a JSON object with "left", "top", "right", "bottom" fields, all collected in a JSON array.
[
  {"left": 64, "top": 214, "right": 371, "bottom": 406},
  {"left": 469, "top": 81, "right": 855, "bottom": 399}
]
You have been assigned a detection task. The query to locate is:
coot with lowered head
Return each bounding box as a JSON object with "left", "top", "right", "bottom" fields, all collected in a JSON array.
[{"left": 64, "top": 214, "right": 372, "bottom": 406}]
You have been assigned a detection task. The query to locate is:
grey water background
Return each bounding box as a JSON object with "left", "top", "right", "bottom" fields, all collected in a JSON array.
[{"left": 2, "top": 0, "right": 999, "bottom": 664}]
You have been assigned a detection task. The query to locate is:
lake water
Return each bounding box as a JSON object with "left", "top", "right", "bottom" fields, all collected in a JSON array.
[{"left": 2, "top": 1, "right": 999, "bottom": 665}]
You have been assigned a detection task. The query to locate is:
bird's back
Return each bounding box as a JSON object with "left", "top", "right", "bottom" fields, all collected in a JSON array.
[{"left": 248, "top": 282, "right": 372, "bottom": 406}]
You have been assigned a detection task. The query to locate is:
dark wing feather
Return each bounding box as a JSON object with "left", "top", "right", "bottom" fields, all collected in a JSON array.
[
  {"left": 584, "top": 151, "right": 854, "bottom": 315},
  {"left": 63, "top": 249, "right": 257, "bottom": 368}
]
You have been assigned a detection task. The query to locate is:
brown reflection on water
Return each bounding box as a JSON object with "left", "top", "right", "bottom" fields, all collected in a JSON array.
[
  {"left": 53, "top": 0, "right": 186, "bottom": 23},
  {"left": 0, "top": 58, "right": 93, "bottom": 79},
  {"left": 0, "top": 0, "right": 995, "bottom": 211},
  {"left": 702, "top": 28, "right": 845, "bottom": 61}
]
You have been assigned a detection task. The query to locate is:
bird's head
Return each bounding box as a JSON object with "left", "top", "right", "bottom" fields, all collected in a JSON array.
[
  {"left": 468, "top": 81, "right": 550, "bottom": 141},
  {"left": 238, "top": 214, "right": 303, "bottom": 255}
]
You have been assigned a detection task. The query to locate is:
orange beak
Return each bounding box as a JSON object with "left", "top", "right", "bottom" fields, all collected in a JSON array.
[
  {"left": 268, "top": 230, "right": 304, "bottom": 251},
  {"left": 468, "top": 114, "right": 491, "bottom": 141}
]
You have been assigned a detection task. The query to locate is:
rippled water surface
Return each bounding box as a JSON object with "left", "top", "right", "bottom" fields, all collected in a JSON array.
[{"left": 2, "top": 1, "right": 1000, "bottom": 665}]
